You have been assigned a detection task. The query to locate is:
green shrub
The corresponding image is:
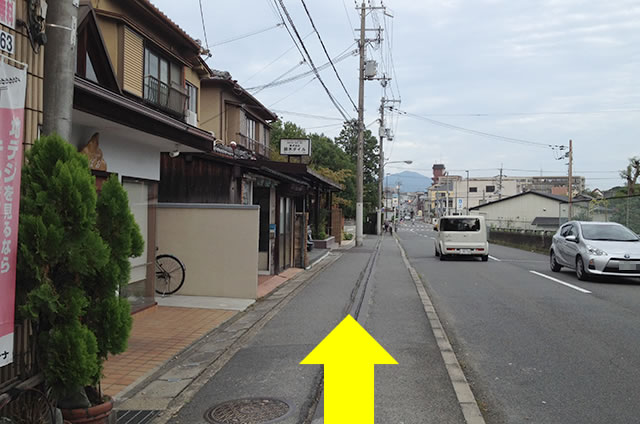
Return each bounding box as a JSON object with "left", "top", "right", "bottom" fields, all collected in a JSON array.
[{"left": 17, "top": 135, "right": 143, "bottom": 404}]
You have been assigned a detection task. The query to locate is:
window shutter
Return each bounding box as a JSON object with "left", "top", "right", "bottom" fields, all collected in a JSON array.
[{"left": 123, "top": 27, "right": 144, "bottom": 97}]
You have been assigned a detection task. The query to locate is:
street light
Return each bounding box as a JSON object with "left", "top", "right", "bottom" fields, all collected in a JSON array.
[{"left": 378, "top": 160, "right": 413, "bottom": 235}]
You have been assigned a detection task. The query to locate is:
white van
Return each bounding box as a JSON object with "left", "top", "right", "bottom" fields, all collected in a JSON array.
[{"left": 434, "top": 215, "right": 489, "bottom": 261}]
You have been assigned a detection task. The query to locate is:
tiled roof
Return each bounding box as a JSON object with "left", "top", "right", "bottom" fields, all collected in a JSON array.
[{"left": 140, "top": 0, "right": 203, "bottom": 50}]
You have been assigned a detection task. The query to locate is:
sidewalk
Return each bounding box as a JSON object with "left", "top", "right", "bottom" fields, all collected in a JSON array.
[
  {"left": 103, "top": 270, "right": 303, "bottom": 400},
  {"left": 101, "top": 306, "right": 236, "bottom": 397}
]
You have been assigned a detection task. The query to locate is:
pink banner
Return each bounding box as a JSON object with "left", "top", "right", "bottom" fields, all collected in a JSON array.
[{"left": 0, "top": 58, "right": 26, "bottom": 368}]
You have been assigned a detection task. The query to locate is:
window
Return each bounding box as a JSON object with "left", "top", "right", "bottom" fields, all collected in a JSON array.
[
  {"left": 440, "top": 218, "right": 481, "bottom": 232},
  {"left": 85, "top": 52, "right": 98, "bottom": 83},
  {"left": 469, "top": 187, "right": 478, "bottom": 193},
  {"left": 186, "top": 82, "right": 197, "bottom": 113},
  {"left": 246, "top": 117, "right": 256, "bottom": 140},
  {"left": 486, "top": 185, "right": 495, "bottom": 192},
  {"left": 144, "top": 48, "right": 179, "bottom": 86},
  {"left": 143, "top": 47, "right": 186, "bottom": 116},
  {"left": 560, "top": 224, "right": 573, "bottom": 237}
]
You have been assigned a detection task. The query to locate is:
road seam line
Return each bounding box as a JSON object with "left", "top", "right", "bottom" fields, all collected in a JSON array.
[
  {"left": 394, "top": 235, "right": 486, "bottom": 424},
  {"left": 529, "top": 270, "right": 592, "bottom": 294}
]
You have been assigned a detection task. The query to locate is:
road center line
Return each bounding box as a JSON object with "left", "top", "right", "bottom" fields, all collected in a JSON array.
[
  {"left": 529, "top": 270, "right": 592, "bottom": 294},
  {"left": 488, "top": 255, "right": 501, "bottom": 261}
]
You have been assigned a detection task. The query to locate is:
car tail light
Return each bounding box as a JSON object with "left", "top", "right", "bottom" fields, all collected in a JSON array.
[{"left": 476, "top": 248, "right": 485, "bottom": 251}]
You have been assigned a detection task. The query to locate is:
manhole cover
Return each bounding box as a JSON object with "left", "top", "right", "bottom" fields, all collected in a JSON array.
[{"left": 204, "top": 398, "right": 290, "bottom": 424}]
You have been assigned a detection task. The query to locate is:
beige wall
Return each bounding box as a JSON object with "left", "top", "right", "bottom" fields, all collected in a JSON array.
[
  {"left": 200, "top": 85, "right": 223, "bottom": 138},
  {"left": 156, "top": 204, "right": 259, "bottom": 299},
  {"left": 96, "top": 15, "right": 120, "bottom": 79},
  {"left": 472, "top": 194, "right": 566, "bottom": 229}
]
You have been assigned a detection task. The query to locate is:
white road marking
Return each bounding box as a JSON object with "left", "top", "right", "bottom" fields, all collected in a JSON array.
[
  {"left": 430, "top": 237, "right": 436, "bottom": 240},
  {"left": 529, "top": 271, "right": 592, "bottom": 294},
  {"left": 488, "top": 255, "right": 501, "bottom": 261}
]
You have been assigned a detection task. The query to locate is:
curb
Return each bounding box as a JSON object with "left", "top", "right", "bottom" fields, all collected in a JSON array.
[
  {"left": 394, "top": 235, "right": 486, "bottom": 424},
  {"left": 306, "top": 250, "right": 331, "bottom": 270}
]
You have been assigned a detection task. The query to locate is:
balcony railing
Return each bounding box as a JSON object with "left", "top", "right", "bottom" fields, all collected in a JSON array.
[
  {"left": 143, "top": 75, "right": 187, "bottom": 118},
  {"left": 236, "top": 133, "right": 272, "bottom": 158}
]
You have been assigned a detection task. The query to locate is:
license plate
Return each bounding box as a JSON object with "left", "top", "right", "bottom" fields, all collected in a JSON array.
[
  {"left": 619, "top": 262, "right": 640, "bottom": 271},
  {"left": 459, "top": 249, "right": 472, "bottom": 253}
]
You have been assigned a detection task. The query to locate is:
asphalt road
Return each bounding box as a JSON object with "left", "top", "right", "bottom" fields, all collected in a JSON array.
[{"left": 397, "top": 222, "right": 640, "bottom": 424}]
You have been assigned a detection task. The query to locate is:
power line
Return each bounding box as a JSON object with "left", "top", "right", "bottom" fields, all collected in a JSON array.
[
  {"left": 243, "top": 31, "right": 314, "bottom": 84},
  {"left": 268, "top": 77, "right": 317, "bottom": 107},
  {"left": 275, "top": 0, "right": 352, "bottom": 121},
  {"left": 403, "top": 109, "right": 640, "bottom": 117},
  {"left": 271, "top": 109, "right": 344, "bottom": 121},
  {"left": 300, "top": 0, "right": 358, "bottom": 111},
  {"left": 305, "top": 122, "right": 345, "bottom": 130},
  {"left": 270, "top": 0, "right": 307, "bottom": 62},
  {"left": 197, "top": 0, "right": 211, "bottom": 60},
  {"left": 211, "top": 23, "right": 284, "bottom": 47},
  {"left": 246, "top": 44, "right": 356, "bottom": 91},
  {"left": 252, "top": 60, "right": 307, "bottom": 95},
  {"left": 342, "top": 0, "right": 357, "bottom": 38},
  {"left": 395, "top": 109, "right": 562, "bottom": 149}
]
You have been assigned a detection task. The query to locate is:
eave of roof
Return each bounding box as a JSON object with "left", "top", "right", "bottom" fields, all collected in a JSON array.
[
  {"left": 201, "top": 75, "right": 278, "bottom": 122},
  {"left": 74, "top": 76, "right": 214, "bottom": 152},
  {"left": 250, "top": 161, "right": 343, "bottom": 191},
  {"left": 470, "top": 191, "right": 568, "bottom": 210},
  {"left": 135, "top": 0, "right": 202, "bottom": 50}
]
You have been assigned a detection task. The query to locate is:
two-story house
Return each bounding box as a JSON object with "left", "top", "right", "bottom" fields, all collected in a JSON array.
[
  {"left": 70, "top": 0, "right": 216, "bottom": 311},
  {"left": 200, "top": 70, "right": 275, "bottom": 158}
]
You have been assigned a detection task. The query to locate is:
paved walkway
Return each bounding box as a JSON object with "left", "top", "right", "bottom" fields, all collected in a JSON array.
[
  {"left": 102, "top": 306, "right": 236, "bottom": 397},
  {"left": 258, "top": 268, "right": 303, "bottom": 298},
  {"left": 103, "top": 267, "right": 307, "bottom": 398}
]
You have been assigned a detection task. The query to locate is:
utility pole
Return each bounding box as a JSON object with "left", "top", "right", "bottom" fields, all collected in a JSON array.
[
  {"left": 377, "top": 98, "right": 385, "bottom": 235},
  {"left": 568, "top": 139, "right": 574, "bottom": 219},
  {"left": 355, "top": 0, "right": 366, "bottom": 246},
  {"left": 376, "top": 95, "right": 400, "bottom": 235},
  {"left": 498, "top": 165, "right": 504, "bottom": 200},
  {"left": 43, "top": 0, "right": 79, "bottom": 140},
  {"left": 466, "top": 170, "right": 469, "bottom": 214}
]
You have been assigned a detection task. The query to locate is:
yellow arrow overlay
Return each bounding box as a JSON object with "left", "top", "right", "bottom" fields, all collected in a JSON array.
[{"left": 300, "top": 315, "right": 397, "bottom": 423}]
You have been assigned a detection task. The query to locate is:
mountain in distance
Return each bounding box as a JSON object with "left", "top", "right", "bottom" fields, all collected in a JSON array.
[{"left": 385, "top": 171, "right": 432, "bottom": 192}]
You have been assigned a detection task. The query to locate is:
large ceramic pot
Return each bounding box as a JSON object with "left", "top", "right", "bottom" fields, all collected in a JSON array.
[{"left": 61, "top": 398, "right": 114, "bottom": 424}]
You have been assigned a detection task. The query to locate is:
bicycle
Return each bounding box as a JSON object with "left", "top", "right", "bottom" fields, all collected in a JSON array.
[{"left": 155, "top": 252, "right": 186, "bottom": 296}]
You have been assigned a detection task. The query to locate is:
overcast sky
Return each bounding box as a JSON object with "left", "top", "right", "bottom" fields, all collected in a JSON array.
[{"left": 151, "top": 0, "right": 639, "bottom": 190}]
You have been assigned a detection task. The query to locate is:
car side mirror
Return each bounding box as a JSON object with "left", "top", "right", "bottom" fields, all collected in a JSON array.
[{"left": 565, "top": 235, "right": 577, "bottom": 243}]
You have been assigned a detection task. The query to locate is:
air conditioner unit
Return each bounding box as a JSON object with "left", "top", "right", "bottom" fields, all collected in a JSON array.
[{"left": 185, "top": 110, "right": 198, "bottom": 127}]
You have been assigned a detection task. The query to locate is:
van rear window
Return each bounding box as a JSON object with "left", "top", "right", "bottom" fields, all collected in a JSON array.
[{"left": 440, "top": 218, "right": 481, "bottom": 232}]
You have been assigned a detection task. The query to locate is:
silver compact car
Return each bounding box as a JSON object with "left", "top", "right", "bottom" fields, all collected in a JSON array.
[{"left": 550, "top": 221, "right": 640, "bottom": 280}]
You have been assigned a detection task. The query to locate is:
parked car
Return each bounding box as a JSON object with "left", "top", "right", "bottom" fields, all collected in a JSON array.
[
  {"left": 434, "top": 215, "right": 489, "bottom": 261},
  {"left": 550, "top": 221, "right": 640, "bottom": 280}
]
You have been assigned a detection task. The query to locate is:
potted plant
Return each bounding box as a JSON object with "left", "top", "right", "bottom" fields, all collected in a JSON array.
[{"left": 16, "top": 135, "right": 143, "bottom": 423}]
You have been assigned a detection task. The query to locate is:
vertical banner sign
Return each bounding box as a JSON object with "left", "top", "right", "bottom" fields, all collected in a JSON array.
[
  {"left": 0, "top": 59, "right": 26, "bottom": 368},
  {"left": 0, "top": 0, "right": 16, "bottom": 29}
]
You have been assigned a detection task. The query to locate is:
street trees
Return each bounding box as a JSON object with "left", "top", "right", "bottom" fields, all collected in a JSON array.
[
  {"left": 620, "top": 156, "right": 640, "bottom": 196},
  {"left": 335, "top": 119, "right": 380, "bottom": 217}
]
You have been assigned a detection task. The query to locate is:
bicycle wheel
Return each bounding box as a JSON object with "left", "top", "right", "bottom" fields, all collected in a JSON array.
[{"left": 155, "top": 254, "right": 186, "bottom": 295}]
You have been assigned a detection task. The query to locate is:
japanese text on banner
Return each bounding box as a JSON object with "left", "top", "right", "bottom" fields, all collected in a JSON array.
[{"left": 0, "top": 58, "right": 26, "bottom": 368}]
